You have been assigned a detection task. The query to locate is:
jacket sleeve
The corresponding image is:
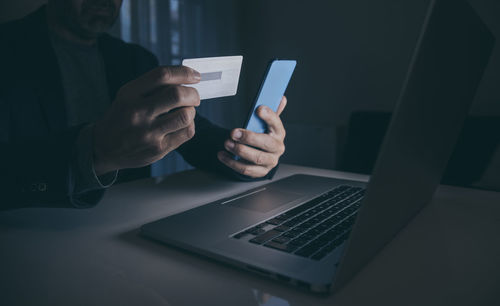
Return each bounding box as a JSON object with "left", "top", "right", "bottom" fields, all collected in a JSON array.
[
  {"left": 0, "top": 122, "right": 106, "bottom": 210},
  {"left": 0, "top": 19, "right": 108, "bottom": 210},
  {"left": 176, "top": 114, "right": 278, "bottom": 181}
]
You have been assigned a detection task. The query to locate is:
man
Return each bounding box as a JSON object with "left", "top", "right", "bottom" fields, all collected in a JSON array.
[{"left": 0, "top": 0, "right": 287, "bottom": 210}]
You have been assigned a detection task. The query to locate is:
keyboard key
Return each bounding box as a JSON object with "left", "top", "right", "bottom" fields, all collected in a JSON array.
[
  {"left": 299, "top": 233, "right": 316, "bottom": 241},
  {"left": 249, "top": 230, "right": 282, "bottom": 244},
  {"left": 274, "top": 225, "right": 290, "bottom": 232},
  {"left": 310, "top": 217, "right": 321, "bottom": 223},
  {"left": 316, "top": 233, "right": 333, "bottom": 243},
  {"left": 323, "top": 219, "right": 336, "bottom": 227},
  {"left": 252, "top": 228, "right": 266, "bottom": 235},
  {"left": 274, "top": 214, "right": 288, "bottom": 221},
  {"left": 284, "top": 207, "right": 305, "bottom": 218},
  {"left": 283, "top": 218, "right": 302, "bottom": 227},
  {"left": 331, "top": 215, "right": 342, "bottom": 222},
  {"left": 312, "top": 237, "right": 330, "bottom": 248},
  {"left": 266, "top": 218, "right": 283, "bottom": 225},
  {"left": 285, "top": 198, "right": 322, "bottom": 217},
  {"left": 295, "top": 245, "right": 319, "bottom": 257},
  {"left": 325, "top": 208, "right": 336, "bottom": 215},
  {"left": 264, "top": 241, "right": 298, "bottom": 253},
  {"left": 273, "top": 235, "right": 291, "bottom": 244},
  {"left": 289, "top": 237, "right": 309, "bottom": 247},
  {"left": 337, "top": 222, "right": 348, "bottom": 231},
  {"left": 309, "top": 208, "right": 321, "bottom": 214},
  {"left": 308, "top": 227, "right": 324, "bottom": 236},
  {"left": 317, "top": 222, "right": 331, "bottom": 230},
  {"left": 294, "top": 226, "right": 308, "bottom": 233},
  {"left": 282, "top": 231, "right": 300, "bottom": 239},
  {"left": 323, "top": 242, "right": 338, "bottom": 252},
  {"left": 301, "top": 220, "right": 316, "bottom": 228},
  {"left": 298, "top": 237, "right": 330, "bottom": 257},
  {"left": 246, "top": 227, "right": 265, "bottom": 235},
  {"left": 317, "top": 211, "right": 330, "bottom": 219},
  {"left": 302, "top": 212, "right": 314, "bottom": 219},
  {"left": 233, "top": 232, "right": 247, "bottom": 239},
  {"left": 317, "top": 203, "right": 329, "bottom": 211},
  {"left": 323, "top": 228, "right": 341, "bottom": 240},
  {"left": 311, "top": 249, "right": 330, "bottom": 260}
]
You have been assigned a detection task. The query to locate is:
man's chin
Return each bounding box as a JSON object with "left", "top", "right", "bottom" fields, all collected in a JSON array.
[{"left": 81, "top": 19, "right": 115, "bottom": 38}]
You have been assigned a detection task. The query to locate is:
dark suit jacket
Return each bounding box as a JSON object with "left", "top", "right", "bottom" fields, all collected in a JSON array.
[{"left": 0, "top": 7, "right": 274, "bottom": 210}]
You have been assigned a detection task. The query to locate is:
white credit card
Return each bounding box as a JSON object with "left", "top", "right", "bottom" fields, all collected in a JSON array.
[{"left": 182, "top": 55, "right": 243, "bottom": 100}]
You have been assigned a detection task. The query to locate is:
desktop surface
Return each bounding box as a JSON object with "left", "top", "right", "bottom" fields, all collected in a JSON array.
[{"left": 1, "top": 164, "right": 499, "bottom": 306}]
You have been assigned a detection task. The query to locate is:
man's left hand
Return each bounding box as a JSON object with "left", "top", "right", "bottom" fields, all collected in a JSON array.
[{"left": 218, "top": 96, "right": 287, "bottom": 178}]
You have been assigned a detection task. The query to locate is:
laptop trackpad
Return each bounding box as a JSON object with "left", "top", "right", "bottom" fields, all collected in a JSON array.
[{"left": 223, "top": 188, "right": 302, "bottom": 213}]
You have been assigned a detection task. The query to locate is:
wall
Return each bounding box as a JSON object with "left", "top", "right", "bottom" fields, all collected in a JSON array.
[{"left": 238, "top": 0, "right": 500, "bottom": 170}]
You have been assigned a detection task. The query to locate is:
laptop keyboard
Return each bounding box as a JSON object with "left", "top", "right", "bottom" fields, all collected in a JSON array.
[{"left": 232, "top": 185, "right": 365, "bottom": 261}]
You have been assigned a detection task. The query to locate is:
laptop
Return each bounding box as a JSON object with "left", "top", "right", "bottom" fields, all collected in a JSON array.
[{"left": 141, "top": 0, "right": 494, "bottom": 293}]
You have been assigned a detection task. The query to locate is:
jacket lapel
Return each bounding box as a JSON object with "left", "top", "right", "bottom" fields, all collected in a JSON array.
[{"left": 22, "top": 6, "right": 68, "bottom": 132}]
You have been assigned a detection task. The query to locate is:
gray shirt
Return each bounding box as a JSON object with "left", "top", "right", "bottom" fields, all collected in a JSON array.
[
  {"left": 50, "top": 32, "right": 110, "bottom": 126},
  {"left": 50, "top": 32, "right": 117, "bottom": 198}
]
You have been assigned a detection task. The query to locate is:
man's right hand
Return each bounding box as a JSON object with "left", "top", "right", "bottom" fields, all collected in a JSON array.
[{"left": 92, "top": 66, "right": 201, "bottom": 175}]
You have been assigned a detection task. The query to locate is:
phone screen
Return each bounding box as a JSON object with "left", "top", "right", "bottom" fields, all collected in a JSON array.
[{"left": 243, "top": 60, "right": 297, "bottom": 134}]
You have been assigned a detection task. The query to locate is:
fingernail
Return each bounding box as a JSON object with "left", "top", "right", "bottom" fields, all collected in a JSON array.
[
  {"left": 233, "top": 130, "right": 242, "bottom": 140},
  {"left": 226, "top": 140, "right": 235, "bottom": 149},
  {"left": 193, "top": 69, "right": 201, "bottom": 81},
  {"left": 260, "top": 106, "right": 270, "bottom": 115}
]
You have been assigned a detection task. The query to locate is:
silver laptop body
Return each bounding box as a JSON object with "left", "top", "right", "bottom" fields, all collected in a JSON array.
[{"left": 141, "top": 0, "right": 494, "bottom": 292}]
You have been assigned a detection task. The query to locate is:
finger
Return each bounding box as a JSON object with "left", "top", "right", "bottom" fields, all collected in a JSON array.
[
  {"left": 144, "top": 85, "right": 200, "bottom": 117},
  {"left": 133, "top": 66, "right": 201, "bottom": 96},
  {"left": 224, "top": 139, "right": 278, "bottom": 167},
  {"left": 153, "top": 106, "right": 196, "bottom": 136},
  {"left": 276, "top": 96, "right": 287, "bottom": 116},
  {"left": 257, "top": 105, "right": 285, "bottom": 139},
  {"left": 231, "top": 128, "right": 284, "bottom": 154},
  {"left": 161, "top": 121, "right": 196, "bottom": 152},
  {"left": 217, "top": 151, "right": 269, "bottom": 178}
]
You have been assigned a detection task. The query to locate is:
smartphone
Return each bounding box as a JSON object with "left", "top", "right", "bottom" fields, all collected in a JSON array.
[
  {"left": 243, "top": 59, "right": 297, "bottom": 134},
  {"left": 234, "top": 59, "right": 296, "bottom": 160}
]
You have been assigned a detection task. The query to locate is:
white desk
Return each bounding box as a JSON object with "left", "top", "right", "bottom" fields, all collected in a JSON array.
[{"left": 1, "top": 164, "right": 499, "bottom": 306}]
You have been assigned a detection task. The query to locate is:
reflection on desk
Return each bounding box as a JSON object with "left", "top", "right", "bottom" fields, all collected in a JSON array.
[{"left": 253, "top": 289, "right": 290, "bottom": 306}]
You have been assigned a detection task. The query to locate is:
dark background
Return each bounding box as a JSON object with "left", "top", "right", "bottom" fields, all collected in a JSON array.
[{"left": 1, "top": 0, "right": 499, "bottom": 189}]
